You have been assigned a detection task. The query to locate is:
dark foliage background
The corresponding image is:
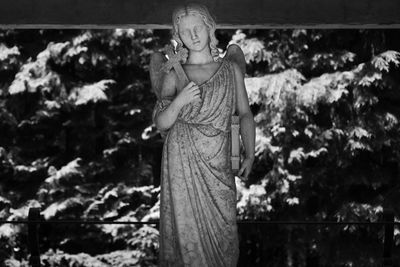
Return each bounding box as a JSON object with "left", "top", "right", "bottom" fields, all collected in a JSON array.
[{"left": 0, "top": 28, "right": 399, "bottom": 266}]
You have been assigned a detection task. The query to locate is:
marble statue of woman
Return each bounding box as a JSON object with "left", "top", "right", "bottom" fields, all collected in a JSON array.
[{"left": 151, "top": 3, "right": 255, "bottom": 266}]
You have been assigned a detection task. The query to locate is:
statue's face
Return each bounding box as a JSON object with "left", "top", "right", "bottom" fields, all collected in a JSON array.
[{"left": 177, "top": 14, "right": 209, "bottom": 52}]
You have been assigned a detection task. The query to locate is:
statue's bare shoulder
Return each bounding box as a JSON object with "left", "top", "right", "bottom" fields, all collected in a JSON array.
[{"left": 160, "top": 69, "right": 178, "bottom": 99}]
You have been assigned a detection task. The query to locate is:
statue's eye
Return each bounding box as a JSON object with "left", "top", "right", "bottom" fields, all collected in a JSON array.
[
  {"left": 180, "top": 29, "right": 189, "bottom": 36},
  {"left": 194, "top": 25, "right": 204, "bottom": 33}
]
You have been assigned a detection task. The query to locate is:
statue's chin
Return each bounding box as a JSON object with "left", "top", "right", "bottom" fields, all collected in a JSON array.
[{"left": 187, "top": 44, "right": 208, "bottom": 53}]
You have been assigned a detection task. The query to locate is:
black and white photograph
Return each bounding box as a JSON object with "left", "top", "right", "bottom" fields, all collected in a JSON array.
[{"left": 0, "top": 0, "right": 399, "bottom": 266}]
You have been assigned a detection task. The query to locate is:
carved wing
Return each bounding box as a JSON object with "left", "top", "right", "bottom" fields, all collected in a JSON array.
[
  {"left": 223, "top": 44, "right": 246, "bottom": 174},
  {"left": 149, "top": 51, "right": 168, "bottom": 101},
  {"left": 223, "top": 43, "right": 246, "bottom": 76}
]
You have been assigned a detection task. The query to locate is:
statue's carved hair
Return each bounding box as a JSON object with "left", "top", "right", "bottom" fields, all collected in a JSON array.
[{"left": 171, "top": 3, "right": 221, "bottom": 63}]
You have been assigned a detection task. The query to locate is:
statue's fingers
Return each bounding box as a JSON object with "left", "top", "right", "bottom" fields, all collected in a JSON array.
[
  {"left": 184, "top": 81, "right": 195, "bottom": 90},
  {"left": 244, "top": 168, "right": 250, "bottom": 179},
  {"left": 238, "top": 166, "right": 245, "bottom": 176},
  {"left": 190, "top": 86, "right": 199, "bottom": 92}
]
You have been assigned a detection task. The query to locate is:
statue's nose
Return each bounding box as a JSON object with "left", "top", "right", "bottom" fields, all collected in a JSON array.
[{"left": 190, "top": 31, "right": 198, "bottom": 40}]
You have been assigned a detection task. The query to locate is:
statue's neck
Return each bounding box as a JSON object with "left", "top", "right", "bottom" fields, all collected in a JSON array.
[{"left": 185, "top": 48, "right": 214, "bottom": 65}]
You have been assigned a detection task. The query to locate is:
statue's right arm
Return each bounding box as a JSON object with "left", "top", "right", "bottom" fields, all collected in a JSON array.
[{"left": 154, "top": 70, "right": 183, "bottom": 130}]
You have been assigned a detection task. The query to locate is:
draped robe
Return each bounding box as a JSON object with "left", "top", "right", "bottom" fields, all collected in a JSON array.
[{"left": 153, "top": 59, "right": 239, "bottom": 267}]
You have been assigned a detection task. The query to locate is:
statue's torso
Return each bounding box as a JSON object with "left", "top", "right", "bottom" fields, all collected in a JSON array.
[
  {"left": 181, "top": 60, "right": 224, "bottom": 89},
  {"left": 171, "top": 59, "right": 236, "bottom": 133}
]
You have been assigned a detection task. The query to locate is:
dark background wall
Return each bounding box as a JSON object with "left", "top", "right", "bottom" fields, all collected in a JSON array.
[{"left": 1, "top": 0, "right": 400, "bottom": 28}]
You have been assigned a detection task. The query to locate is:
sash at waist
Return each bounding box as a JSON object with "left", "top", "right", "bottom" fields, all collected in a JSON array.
[{"left": 176, "top": 119, "right": 230, "bottom": 134}]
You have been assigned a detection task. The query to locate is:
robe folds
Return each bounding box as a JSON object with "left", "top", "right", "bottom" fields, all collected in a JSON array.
[{"left": 153, "top": 59, "right": 239, "bottom": 267}]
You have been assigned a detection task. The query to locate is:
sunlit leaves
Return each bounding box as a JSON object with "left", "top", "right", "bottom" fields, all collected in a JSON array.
[
  {"left": 8, "top": 50, "right": 63, "bottom": 95},
  {"left": 286, "top": 197, "right": 299, "bottom": 206},
  {"left": 349, "top": 126, "right": 372, "bottom": 140},
  {"left": 84, "top": 183, "right": 155, "bottom": 220},
  {"left": 0, "top": 43, "right": 20, "bottom": 72},
  {"left": 44, "top": 158, "right": 83, "bottom": 189},
  {"left": 245, "top": 68, "right": 304, "bottom": 107},
  {"left": 297, "top": 71, "right": 352, "bottom": 110},
  {"left": 383, "top": 112, "right": 399, "bottom": 130},
  {"left": 42, "top": 197, "right": 85, "bottom": 220},
  {"left": 41, "top": 249, "right": 141, "bottom": 267},
  {"left": 352, "top": 87, "right": 379, "bottom": 111},
  {"left": 371, "top": 50, "right": 400, "bottom": 72},
  {"left": 344, "top": 127, "right": 374, "bottom": 154},
  {"left": 321, "top": 128, "right": 345, "bottom": 141},
  {"left": 357, "top": 70, "right": 382, "bottom": 87},
  {"left": 236, "top": 177, "right": 272, "bottom": 219},
  {"left": 96, "top": 250, "right": 141, "bottom": 266},
  {"left": 127, "top": 225, "right": 159, "bottom": 252},
  {"left": 229, "top": 30, "right": 272, "bottom": 64},
  {"left": 255, "top": 127, "right": 280, "bottom": 158},
  {"left": 311, "top": 51, "right": 356, "bottom": 71},
  {"left": 242, "top": 29, "right": 400, "bottom": 241},
  {"left": 0, "top": 224, "right": 14, "bottom": 239},
  {"left": 288, "top": 147, "right": 328, "bottom": 165},
  {"left": 345, "top": 140, "right": 373, "bottom": 153},
  {"left": 335, "top": 202, "right": 383, "bottom": 224},
  {"left": 288, "top": 147, "right": 305, "bottom": 164},
  {"left": 68, "top": 79, "right": 115, "bottom": 106}
]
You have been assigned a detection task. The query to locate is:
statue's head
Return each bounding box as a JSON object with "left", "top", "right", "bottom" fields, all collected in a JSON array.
[{"left": 171, "top": 3, "right": 221, "bottom": 63}]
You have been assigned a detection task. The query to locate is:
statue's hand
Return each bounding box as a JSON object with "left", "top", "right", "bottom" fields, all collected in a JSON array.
[
  {"left": 176, "top": 47, "right": 189, "bottom": 63},
  {"left": 160, "top": 47, "right": 189, "bottom": 73},
  {"left": 175, "top": 81, "right": 201, "bottom": 107},
  {"left": 237, "top": 157, "right": 254, "bottom": 182}
]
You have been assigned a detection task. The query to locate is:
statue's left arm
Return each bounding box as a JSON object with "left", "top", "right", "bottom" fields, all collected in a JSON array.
[{"left": 232, "top": 62, "right": 255, "bottom": 180}]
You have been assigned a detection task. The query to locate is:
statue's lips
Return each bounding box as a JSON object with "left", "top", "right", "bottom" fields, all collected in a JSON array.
[{"left": 193, "top": 41, "right": 200, "bottom": 45}]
